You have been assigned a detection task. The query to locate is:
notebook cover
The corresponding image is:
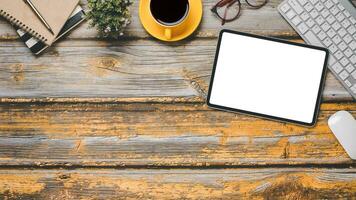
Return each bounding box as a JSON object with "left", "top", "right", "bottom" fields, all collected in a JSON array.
[
  {"left": 0, "top": 0, "right": 79, "bottom": 45},
  {"left": 16, "top": 6, "right": 85, "bottom": 55}
]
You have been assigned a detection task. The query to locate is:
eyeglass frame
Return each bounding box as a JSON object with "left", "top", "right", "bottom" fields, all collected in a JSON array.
[{"left": 211, "top": 0, "right": 268, "bottom": 25}]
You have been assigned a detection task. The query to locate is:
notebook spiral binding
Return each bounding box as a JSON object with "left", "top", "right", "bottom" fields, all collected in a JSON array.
[{"left": 0, "top": 9, "right": 47, "bottom": 42}]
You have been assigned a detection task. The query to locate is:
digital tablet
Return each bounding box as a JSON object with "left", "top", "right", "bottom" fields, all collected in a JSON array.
[{"left": 207, "top": 30, "right": 329, "bottom": 126}]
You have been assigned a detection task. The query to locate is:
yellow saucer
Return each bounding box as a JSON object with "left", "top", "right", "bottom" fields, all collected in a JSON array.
[{"left": 139, "top": 0, "right": 203, "bottom": 42}]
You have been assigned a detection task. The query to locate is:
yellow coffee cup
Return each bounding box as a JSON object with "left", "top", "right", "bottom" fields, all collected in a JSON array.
[
  {"left": 150, "top": 0, "right": 189, "bottom": 40},
  {"left": 139, "top": 0, "right": 203, "bottom": 42}
]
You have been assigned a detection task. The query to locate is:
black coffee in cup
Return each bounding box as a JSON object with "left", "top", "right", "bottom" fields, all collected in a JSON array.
[{"left": 150, "top": 0, "right": 189, "bottom": 26}]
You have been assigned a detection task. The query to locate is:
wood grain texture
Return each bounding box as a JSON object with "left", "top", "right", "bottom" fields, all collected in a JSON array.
[
  {"left": 1, "top": 0, "right": 355, "bottom": 198},
  {"left": 0, "top": 168, "right": 356, "bottom": 199},
  {"left": 0, "top": 40, "right": 352, "bottom": 101},
  {"left": 0, "top": 0, "right": 295, "bottom": 40},
  {"left": 0, "top": 103, "right": 355, "bottom": 167}
]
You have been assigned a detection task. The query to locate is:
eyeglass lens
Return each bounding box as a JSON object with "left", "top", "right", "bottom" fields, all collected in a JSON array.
[
  {"left": 245, "top": 0, "right": 267, "bottom": 7},
  {"left": 215, "top": 1, "right": 240, "bottom": 21}
]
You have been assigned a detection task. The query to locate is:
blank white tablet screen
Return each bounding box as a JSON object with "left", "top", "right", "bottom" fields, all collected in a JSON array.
[{"left": 209, "top": 32, "right": 327, "bottom": 124}]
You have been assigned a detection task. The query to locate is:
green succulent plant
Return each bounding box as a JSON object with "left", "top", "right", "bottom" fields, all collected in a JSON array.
[{"left": 87, "top": 0, "right": 133, "bottom": 38}]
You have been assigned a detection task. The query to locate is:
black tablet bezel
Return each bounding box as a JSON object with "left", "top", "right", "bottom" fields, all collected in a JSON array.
[{"left": 207, "top": 29, "right": 329, "bottom": 127}]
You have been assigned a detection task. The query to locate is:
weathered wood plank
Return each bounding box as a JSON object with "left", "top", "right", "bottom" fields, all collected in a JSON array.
[
  {"left": 0, "top": 39, "right": 352, "bottom": 101},
  {"left": 2, "top": 0, "right": 354, "bottom": 39},
  {"left": 0, "top": 168, "right": 356, "bottom": 199},
  {"left": 0, "top": 0, "right": 295, "bottom": 40},
  {"left": 0, "top": 103, "right": 355, "bottom": 167}
]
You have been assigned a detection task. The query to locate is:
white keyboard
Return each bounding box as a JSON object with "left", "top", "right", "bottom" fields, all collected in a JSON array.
[{"left": 278, "top": 0, "right": 356, "bottom": 98}]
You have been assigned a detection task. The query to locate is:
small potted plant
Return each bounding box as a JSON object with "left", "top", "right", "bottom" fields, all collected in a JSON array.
[{"left": 87, "top": 0, "right": 133, "bottom": 38}]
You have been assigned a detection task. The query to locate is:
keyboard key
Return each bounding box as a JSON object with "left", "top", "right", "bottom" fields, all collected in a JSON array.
[
  {"left": 350, "top": 86, "right": 356, "bottom": 93},
  {"left": 344, "top": 34, "right": 353, "bottom": 43},
  {"left": 330, "top": 6, "right": 339, "bottom": 15},
  {"left": 317, "top": 31, "right": 327, "bottom": 40},
  {"left": 331, "top": 22, "right": 341, "bottom": 31},
  {"left": 304, "top": 2, "right": 313, "bottom": 12},
  {"left": 337, "top": 3, "right": 345, "bottom": 11},
  {"left": 327, "top": 29, "right": 336, "bottom": 38},
  {"left": 332, "top": 62, "right": 343, "bottom": 73},
  {"left": 286, "top": 10, "right": 296, "bottom": 19},
  {"left": 304, "top": 31, "right": 323, "bottom": 47},
  {"left": 323, "top": 37, "right": 332, "bottom": 46},
  {"left": 300, "top": 12, "right": 309, "bottom": 21},
  {"left": 350, "top": 17, "right": 356, "bottom": 25},
  {"left": 325, "top": 0, "right": 333, "bottom": 8},
  {"left": 344, "top": 10, "right": 350, "bottom": 18},
  {"left": 339, "top": 70, "right": 349, "bottom": 80},
  {"left": 336, "top": 13, "right": 345, "bottom": 22},
  {"left": 352, "top": 71, "right": 356, "bottom": 79},
  {"left": 280, "top": 3, "right": 290, "bottom": 13},
  {"left": 338, "top": 41, "right": 347, "bottom": 51},
  {"left": 345, "top": 80, "right": 352, "bottom": 87},
  {"left": 329, "top": 44, "right": 338, "bottom": 53},
  {"left": 350, "top": 86, "right": 356, "bottom": 94},
  {"left": 292, "top": 16, "right": 302, "bottom": 25},
  {"left": 344, "top": 48, "right": 353, "bottom": 57},
  {"left": 341, "top": 19, "right": 351, "bottom": 28},
  {"left": 289, "top": 0, "right": 303, "bottom": 14},
  {"left": 321, "top": 23, "right": 330, "bottom": 31},
  {"left": 351, "top": 55, "right": 356, "bottom": 64},
  {"left": 310, "top": 0, "right": 318, "bottom": 4},
  {"left": 312, "top": 25, "right": 321, "bottom": 34},
  {"left": 297, "top": 23, "right": 308, "bottom": 34},
  {"left": 335, "top": 51, "right": 343, "bottom": 59},
  {"left": 321, "top": 9, "right": 330, "bottom": 18},
  {"left": 346, "top": 64, "right": 355, "bottom": 73},
  {"left": 347, "top": 26, "right": 356, "bottom": 35},
  {"left": 315, "top": 2, "right": 324, "bottom": 11},
  {"left": 350, "top": 41, "right": 356, "bottom": 50},
  {"left": 310, "top": 10, "right": 319, "bottom": 19},
  {"left": 326, "top": 15, "right": 336, "bottom": 24},
  {"left": 306, "top": 18, "right": 315, "bottom": 27},
  {"left": 298, "top": 0, "right": 307, "bottom": 5},
  {"left": 337, "top": 28, "right": 347, "bottom": 37},
  {"left": 316, "top": 16, "right": 325, "bottom": 25},
  {"left": 340, "top": 57, "right": 349, "bottom": 66},
  {"left": 332, "top": 35, "right": 342, "bottom": 44}
]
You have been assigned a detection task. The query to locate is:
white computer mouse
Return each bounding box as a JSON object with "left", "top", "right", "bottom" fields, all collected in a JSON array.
[{"left": 328, "top": 111, "right": 356, "bottom": 160}]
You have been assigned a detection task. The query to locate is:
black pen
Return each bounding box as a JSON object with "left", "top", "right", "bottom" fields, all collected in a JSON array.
[{"left": 23, "top": 0, "right": 54, "bottom": 34}]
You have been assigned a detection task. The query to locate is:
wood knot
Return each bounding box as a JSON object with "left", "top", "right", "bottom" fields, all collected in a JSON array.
[
  {"left": 100, "top": 57, "right": 120, "bottom": 69},
  {"left": 88, "top": 57, "right": 122, "bottom": 77},
  {"left": 11, "top": 64, "right": 25, "bottom": 83},
  {"left": 58, "top": 174, "right": 71, "bottom": 180}
]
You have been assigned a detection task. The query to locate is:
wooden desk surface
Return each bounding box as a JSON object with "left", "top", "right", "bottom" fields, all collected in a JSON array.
[{"left": 0, "top": 0, "right": 355, "bottom": 199}]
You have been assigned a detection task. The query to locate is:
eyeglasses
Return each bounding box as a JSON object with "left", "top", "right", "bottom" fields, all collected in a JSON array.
[{"left": 211, "top": 0, "right": 267, "bottom": 25}]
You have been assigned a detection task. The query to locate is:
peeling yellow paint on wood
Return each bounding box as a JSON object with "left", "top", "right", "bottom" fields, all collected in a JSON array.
[
  {"left": 2, "top": 169, "right": 353, "bottom": 199},
  {"left": 0, "top": 103, "right": 353, "bottom": 166},
  {"left": 0, "top": 175, "right": 44, "bottom": 195}
]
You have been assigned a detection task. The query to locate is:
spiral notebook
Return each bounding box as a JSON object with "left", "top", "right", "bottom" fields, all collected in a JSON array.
[
  {"left": 0, "top": 0, "right": 79, "bottom": 46},
  {"left": 16, "top": 6, "right": 86, "bottom": 55}
]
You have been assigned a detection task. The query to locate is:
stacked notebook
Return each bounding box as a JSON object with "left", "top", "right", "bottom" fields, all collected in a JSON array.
[{"left": 0, "top": 0, "right": 86, "bottom": 55}]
